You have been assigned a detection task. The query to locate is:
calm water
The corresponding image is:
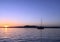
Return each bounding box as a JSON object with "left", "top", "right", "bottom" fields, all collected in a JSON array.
[{"left": 0, "top": 28, "right": 60, "bottom": 42}]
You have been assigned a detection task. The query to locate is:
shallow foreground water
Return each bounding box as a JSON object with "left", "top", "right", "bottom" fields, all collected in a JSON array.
[{"left": 0, "top": 28, "right": 60, "bottom": 42}]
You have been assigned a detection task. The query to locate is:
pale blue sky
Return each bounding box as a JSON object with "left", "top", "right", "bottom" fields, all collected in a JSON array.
[{"left": 0, "top": 0, "right": 60, "bottom": 26}]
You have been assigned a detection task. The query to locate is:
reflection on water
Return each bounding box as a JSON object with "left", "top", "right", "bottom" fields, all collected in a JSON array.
[
  {"left": 4, "top": 28, "right": 8, "bottom": 32},
  {"left": 0, "top": 28, "right": 60, "bottom": 42}
]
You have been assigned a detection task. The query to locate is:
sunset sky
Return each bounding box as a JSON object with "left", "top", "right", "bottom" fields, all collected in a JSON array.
[{"left": 0, "top": 0, "right": 60, "bottom": 26}]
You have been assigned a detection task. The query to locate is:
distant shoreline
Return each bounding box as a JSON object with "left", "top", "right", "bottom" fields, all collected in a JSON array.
[
  {"left": 0, "top": 25, "right": 60, "bottom": 29},
  {"left": 0, "top": 26, "right": 60, "bottom": 28}
]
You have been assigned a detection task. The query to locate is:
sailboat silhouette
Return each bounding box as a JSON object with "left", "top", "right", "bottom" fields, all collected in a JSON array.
[{"left": 37, "top": 18, "right": 44, "bottom": 29}]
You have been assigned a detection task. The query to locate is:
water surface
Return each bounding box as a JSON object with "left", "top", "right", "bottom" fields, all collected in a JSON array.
[{"left": 0, "top": 28, "right": 60, "bottom": 42}]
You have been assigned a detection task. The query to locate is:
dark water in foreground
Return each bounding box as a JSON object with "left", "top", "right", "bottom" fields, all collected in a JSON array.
[{"left": 0, "top": 28, "right": 60, "bottom": 42}]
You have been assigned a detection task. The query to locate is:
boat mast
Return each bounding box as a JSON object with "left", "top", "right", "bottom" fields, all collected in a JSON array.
[{"left": 41, "top": 17, "right": 42, "bottom": 26}]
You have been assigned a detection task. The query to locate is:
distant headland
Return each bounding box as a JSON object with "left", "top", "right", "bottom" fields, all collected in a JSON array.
[{"left": 0, "top": 25, "right": 60, "bottom": 29}]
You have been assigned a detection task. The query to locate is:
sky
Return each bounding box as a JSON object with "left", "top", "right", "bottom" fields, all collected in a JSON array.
[{"left": 0, "top": 0, "right": 60, "bottom": 26}]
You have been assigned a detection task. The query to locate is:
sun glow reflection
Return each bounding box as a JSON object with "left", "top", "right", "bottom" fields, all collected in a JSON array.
[
  {"left": 4, "top": 28, "right": 8, "bottom": 32},
  {"left": 1, "top": 25, "right": 9, "bottom": 38},
  {"left": 4, "top": 25, "right": 9, "bottom": 32}
]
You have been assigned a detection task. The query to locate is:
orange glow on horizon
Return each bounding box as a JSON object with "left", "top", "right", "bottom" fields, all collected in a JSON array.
[
  {"left": 0, "top": 19, "right": 24, "bottom": 27},
  {"left": 4, "top": 25, "right": 9, "bottom": 28}
]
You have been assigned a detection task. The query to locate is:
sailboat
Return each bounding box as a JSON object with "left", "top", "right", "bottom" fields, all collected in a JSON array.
[
  {"left": 37, "top": 18, "right": 44, "bottom": 29},
  {"left": 37, "top": 26, "right": 44, "bottom": 29}
]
